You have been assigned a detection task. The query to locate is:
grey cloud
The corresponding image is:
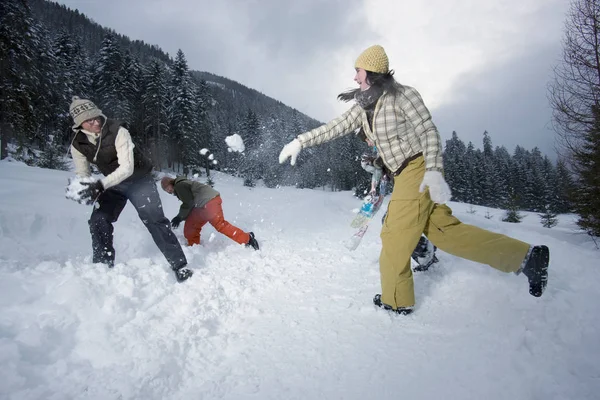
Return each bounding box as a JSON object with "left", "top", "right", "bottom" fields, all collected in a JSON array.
[
  {"left": 56, "top": 0, "right": 564, "bottom": 158},
  {"left": 239, "top": 0, "right": 368, "bottom": 56},
  {"left": 58, "top": 0, "right": 371, "bottom": 71},
  {"left": 432, "top": 43, "right": 561, "bottom": 159},
  {"left": 57, "top": 0, "right": 376, "bottom": 120}
]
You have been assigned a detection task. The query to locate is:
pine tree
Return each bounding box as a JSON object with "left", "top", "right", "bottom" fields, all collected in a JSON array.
[
  {"left": 325, "top": 134, "right": 364, "bottom": 192},
  {"left": 192, "top": 80, "right": 214, "bottom": 178},
  {"left": 539, "top": 204, "right": 559, "bottom": 228},
  {"left": 549, "top": 0, "right": 600, "bottom": 235},
  {"left": 526, "top": 148, "right": 548, "bottom": 212},
  {"left": 572, "top": 105, "right": 600, "bottom": 236},
  {"left": 554, "top": 160, "right": 574, "bottom": 213},
  {"left": 121, "top": 51, "right": 144, "bottom": 139},
  {"left": 142, "top": 59, "right": 169, "bottom": 169},
  {"left": 493, "top": 146, "right": 512, "bottom": 207},
  {"left": 503, "top": 190, "right": 524, "bottom": 223},
  {"left": 93, "top": 33, "right": 129, "bottom": 119},
  {"left": 443, "top": 131, "right": 468, "bottom": 202},
  {"left": 481, "top": 131, "right": 500, "bottom": 206},
  {"left": 260, "top": 113, "right": 283, "bottom": 188},
  {"left": 53, "top": 31, "right": 91, "bottom": 143},
  {"left": 195, "top": 80, "right": 213, "bottom": 151},
  {"left": 37, "top": 134, "right": 69, "bottom": 171},
  {"left": 239, "top": 109, "right": 261, "bottom": 186},
  {"left": 464, "top": 142, "right": 484, "bottom": 205},
  {"left": 241, "top": 109, "right": 260, "bottom": 152},
  {"left": 549, "top": 0, "right": 600, "bottom": 160},
  {"left": 0, "top": 0, "right": 44, "bottom": 155},
  {"left": 29, "top": 23, "right": 62, "bottom": 152},
  {"left": 510, "top": 146, "right": 529, "bottom": 210},
  {"left": 53, "top": 31, "right": 90, "bottom": 98},
  {"left": 290, "top": 110, "right": 306, "bottom": 142},
  {"left": 540, "top": 155, "right": 557, "bottom": 212},
  {"left": 170, "top": 49, "right": 199, "bottom": 174}
]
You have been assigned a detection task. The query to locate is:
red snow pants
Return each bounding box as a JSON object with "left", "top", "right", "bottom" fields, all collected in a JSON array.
[{"left": 183, "top": 196, "right": 250, "bottom": 246}]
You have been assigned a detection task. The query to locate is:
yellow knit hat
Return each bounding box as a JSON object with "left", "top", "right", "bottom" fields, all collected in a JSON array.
[{"left": 354, "top": 45, "right": 389, "bottom": 74}]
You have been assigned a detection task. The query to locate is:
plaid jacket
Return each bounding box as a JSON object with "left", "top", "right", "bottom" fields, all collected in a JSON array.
[{"left": 297, "top": 84, "right": 444, "bottom": 173}]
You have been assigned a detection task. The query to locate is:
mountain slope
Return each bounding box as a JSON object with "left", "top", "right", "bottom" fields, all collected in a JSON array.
[{"left": 30, "top": 0, "right": 321, "bottom": 130}]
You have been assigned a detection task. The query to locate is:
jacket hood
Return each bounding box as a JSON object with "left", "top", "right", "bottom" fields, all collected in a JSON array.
[{"left": 174, "top": 176, "right": 188, "bottom": 186}]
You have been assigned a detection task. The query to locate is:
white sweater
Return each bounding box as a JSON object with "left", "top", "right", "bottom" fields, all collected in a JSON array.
[{"left": 71, "top": 127, "right": 135, "bottom": 189}]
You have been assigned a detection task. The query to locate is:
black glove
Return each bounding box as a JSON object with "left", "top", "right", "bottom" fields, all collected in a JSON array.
[
  {"left": 78, "top": 180, "right": 104, "bottom": 205},
  {"left": 171, "top": 216, "right": 182, "bottom": 229}
]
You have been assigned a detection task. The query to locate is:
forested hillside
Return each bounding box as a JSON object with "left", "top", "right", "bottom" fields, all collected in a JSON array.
[{"left": 0, "top": 0, "right": 572, "bottom": 215}]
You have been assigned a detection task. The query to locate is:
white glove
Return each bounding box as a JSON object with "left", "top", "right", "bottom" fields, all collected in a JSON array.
[
  {"left": 419, "top": 170, "right": 452, "bottom": 204},
  {"left": 278, "top": 139, "right": 302, "bottom": 166}
]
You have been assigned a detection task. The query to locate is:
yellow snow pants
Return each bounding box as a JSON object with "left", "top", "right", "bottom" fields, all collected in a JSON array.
[{"left": 379, "top": 156, "right": 530, "bottom": 309}]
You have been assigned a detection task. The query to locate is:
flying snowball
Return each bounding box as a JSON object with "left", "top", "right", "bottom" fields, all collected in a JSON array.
[{"left": 225, "top": 134, "right": 245, "bottom": 153}]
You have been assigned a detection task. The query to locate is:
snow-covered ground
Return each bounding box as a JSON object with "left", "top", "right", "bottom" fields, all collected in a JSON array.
[{"left": 1, "top": 160, "right": 599, "bottom": 400}]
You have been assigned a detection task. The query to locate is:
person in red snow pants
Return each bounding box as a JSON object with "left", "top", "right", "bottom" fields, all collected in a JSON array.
[
  {"left": 161, "top": 176, "right": 259, "bottom": 250},
  {"left": 184, "top": 196, "right": 247, "bottom": 246}
]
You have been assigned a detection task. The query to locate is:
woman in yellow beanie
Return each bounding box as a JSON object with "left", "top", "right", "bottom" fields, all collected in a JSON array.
[{"left": 279, "top": 45, "right": 549, "bottom": 315}]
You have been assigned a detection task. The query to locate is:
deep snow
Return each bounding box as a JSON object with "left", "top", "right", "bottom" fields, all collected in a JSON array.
[{"left": 1, "top": 160, "right": 599, "bottom": 400}]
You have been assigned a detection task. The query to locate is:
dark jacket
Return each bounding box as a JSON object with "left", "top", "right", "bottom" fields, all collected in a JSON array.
[
  {"left": 173, "top": 177, "right": 220, "bottom": 219},
  {"left": 72, "top": 119, "right": 152, "bottom": 181}
]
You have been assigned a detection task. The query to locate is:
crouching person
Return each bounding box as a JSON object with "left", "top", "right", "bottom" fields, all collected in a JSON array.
[{"left": 161, "top": 177, "right": 259, "bottom": 250}]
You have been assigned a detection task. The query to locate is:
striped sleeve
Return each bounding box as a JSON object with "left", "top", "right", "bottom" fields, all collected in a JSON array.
[
  {"left": 296, "top": 104, "right": 362, "bottom": 148},
  {"left": 403, "top": 87, "right": 444, "bottom": 172}
]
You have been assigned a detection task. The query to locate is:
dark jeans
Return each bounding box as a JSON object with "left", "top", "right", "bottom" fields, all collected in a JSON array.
[{"left": 89, "top": 174, "right": 187, "bottom": 269}]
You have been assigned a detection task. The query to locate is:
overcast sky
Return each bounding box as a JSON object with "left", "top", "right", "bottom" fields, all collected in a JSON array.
[{"left": 56, "top": 0, "right": 569, "bottom": 158}]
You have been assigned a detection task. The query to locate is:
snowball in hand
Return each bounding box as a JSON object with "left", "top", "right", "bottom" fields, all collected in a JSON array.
[{"left": 65, "top": 177, "right": 97, "bottom": 204}]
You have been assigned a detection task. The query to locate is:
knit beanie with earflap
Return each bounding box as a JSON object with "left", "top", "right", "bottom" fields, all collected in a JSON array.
[
  {"left": 355, "top": 45, "right": 389, "bottom": 74},
  {"left": 69, "top": 96, "right": 104, "bottom": 130}
]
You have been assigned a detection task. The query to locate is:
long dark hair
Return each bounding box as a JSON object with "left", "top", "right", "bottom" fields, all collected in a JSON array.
[{"left": 337, "top": 70, "right": 401, "bottom": 102}]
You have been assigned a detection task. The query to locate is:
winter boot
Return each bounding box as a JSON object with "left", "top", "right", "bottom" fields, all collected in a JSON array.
[
  {"left": 521, "top": 245, "right": 549, "bottom": 297},
  {"left": 373, "top": 294, "right": 413, "bottom": 315},
  {"left": 412, "top": 236, "right": 430, "bottom": 259},
  {"left": 173, "top": 265, "right": 193, "bottom": 282},
  {"left": 246, "top": 232, "right": 259, "bottom": 250},
  {"left": 411, "top": 236, "right": 438, "bottom": 272},
  {"left": 413, "top": 254, "right": 439, "bottom": 272}
]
